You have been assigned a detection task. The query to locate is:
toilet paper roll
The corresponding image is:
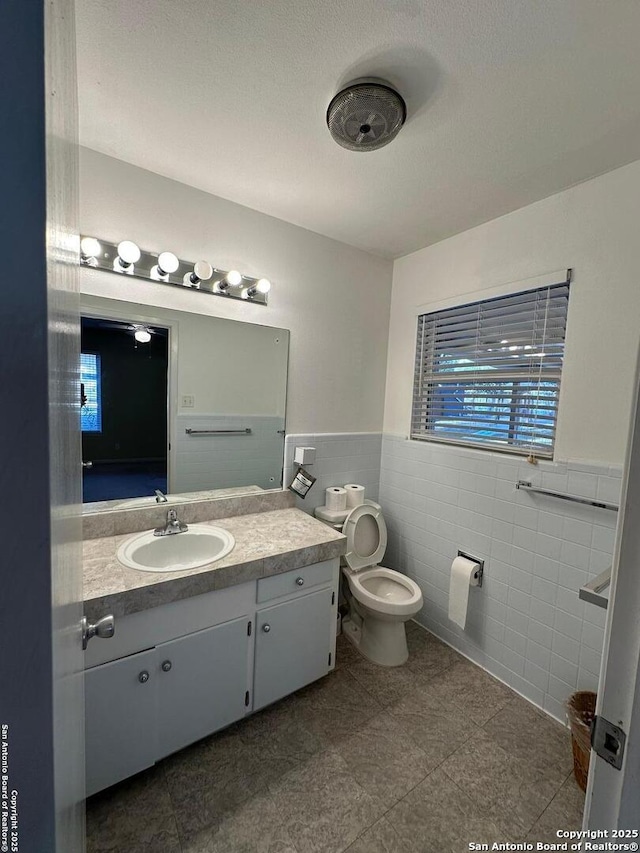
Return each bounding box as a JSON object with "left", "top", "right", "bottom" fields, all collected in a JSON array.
[
  {"left": 326, "top": 486, "right": 347, "bottom": 511},
  {"left": 344, "top": 484, "right": 365, "bottom": 508},
  {"left": 448, "top": 556, "right": 481, "bottom": 629}
]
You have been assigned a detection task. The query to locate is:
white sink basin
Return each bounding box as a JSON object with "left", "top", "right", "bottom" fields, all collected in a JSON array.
[{"left": 117, "top": 524, "right": 235, "bottom": 573}]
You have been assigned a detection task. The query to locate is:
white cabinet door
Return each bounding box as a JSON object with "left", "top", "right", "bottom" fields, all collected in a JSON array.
[
  {"left": 156, "top": 616, "right": 250, "bottom": 759},
  {"left": 253, "top": 588, "right": 333, "bottom": 711},
  {"left": 85, "top": 648, "right": 157, "bottom": 797}
]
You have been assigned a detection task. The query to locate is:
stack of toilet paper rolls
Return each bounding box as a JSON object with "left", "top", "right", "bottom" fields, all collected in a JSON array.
[{"left": 317, "top": 483, "right": 366, "bottom": 523}]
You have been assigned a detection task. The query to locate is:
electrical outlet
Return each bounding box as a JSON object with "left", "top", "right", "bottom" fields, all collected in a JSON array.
[{"left": 181, "top": 395, "right": 195, "bottom": 408}]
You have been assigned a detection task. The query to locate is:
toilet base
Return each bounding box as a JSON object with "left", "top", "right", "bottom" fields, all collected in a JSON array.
[{"left": 342, "top": 614, "right": 409, "bottom": 667}]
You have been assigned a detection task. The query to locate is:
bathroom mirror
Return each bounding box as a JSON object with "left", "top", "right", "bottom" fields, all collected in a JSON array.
[{"left": 80, "top": 295, "right": 289, "bottom": 510}]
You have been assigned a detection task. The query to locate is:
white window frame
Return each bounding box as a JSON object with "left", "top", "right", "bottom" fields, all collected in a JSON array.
[{"left": 410, "top": 268, "right": 571, "bottom": 458}]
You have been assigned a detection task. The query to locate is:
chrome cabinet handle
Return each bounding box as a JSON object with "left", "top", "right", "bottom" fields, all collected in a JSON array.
[
  {"left": 262, "top": 624, "right": 271, "bottom": 633},
  {"left": 82, "top": 461, "right": 93, "bottom": 469},
  {"left": 81, "top": 615, "right": 115, "bottom": 650},
  {"left": 296, "top": 577, "right": 304, "bottom": 586},
  {"left": 161, "top": 660, "right": 172, "bottom": 672},
  {"left": 138, "top": 671, "right": 150, "bottom": 683}
]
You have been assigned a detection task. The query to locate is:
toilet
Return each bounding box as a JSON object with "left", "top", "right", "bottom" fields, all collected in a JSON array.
[{"left": 315, "top": 500, "right": 423, "bottom": 666}]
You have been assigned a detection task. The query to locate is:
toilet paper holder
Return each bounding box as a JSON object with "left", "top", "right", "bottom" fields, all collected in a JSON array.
[{"left": 457, "top": 550, "right": 484, "bottom": 587}]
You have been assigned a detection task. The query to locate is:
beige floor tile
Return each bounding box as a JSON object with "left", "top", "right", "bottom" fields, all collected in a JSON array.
[
  {"left": 269, "top": 747, "right": 384, "bottom": 853},
  {"left": 426, "top": 658, "right": 513, "bottom": 725},
  {"left": 525, "top": 773, "right": 585, "bottom": 843},
  {"left": 179, "top": 787, "right": 297, "bottom": 853},
  {"left": 346, "top": 818, "right": 406, "bottom": 852},
  {"left": 335, "top": 710, "right": 432, "bottom": 807},
  {"left": 162, "top": 724, "right": 263, "bottom": 805},
  {"left": 388, "top": 683, "right": 479, "bottom": 770},
  {"left": 86, "top": 766, "right": 180, "bottom": 853},
  {"left": 294, "top": 668, "right": 383, "bottom": 745},
  {"left": 441, "top": 728, "right": 568, "bottom": 840},
  {"left": 483, "top": 695, "right": 573, "bottom": 777},
  {"left": 347, "top": 657, "right": 432, "bottom": 707},
  {"left": 406, "top": 626, "right": 462, "bottom": 679},
  {"left": 386, "top": 766, "right": 505, "bottom": 853}
]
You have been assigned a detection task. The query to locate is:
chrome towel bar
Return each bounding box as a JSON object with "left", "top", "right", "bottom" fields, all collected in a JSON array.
[
  {"left": 516, "top": 480, "right": 618, "bottom": 512},
  {"left": 185, "top": 428, "right": 252, "bottom": 436}
]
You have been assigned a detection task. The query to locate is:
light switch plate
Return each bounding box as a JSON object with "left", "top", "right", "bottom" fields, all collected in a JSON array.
[{"left": 181, "top": 395, "right": 195, "bottom": 408}]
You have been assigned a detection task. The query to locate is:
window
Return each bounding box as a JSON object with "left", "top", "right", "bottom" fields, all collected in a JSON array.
[
  {"left": 411, "top": 277, "right": 570, "bottom": 457},
  {"left": 80, "top": 352, "right": 102, "bottom": 433}
]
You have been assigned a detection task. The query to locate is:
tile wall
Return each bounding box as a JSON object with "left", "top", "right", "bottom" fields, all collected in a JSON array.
[
  {"left": 174, "top": 414, "right": 285, "bottom": 492},
  {"left": 284, "top": 433, "right": 382, "bottom": 514},
  {"left": 379, "top": 434, "right": 621, "bottom": 722}
]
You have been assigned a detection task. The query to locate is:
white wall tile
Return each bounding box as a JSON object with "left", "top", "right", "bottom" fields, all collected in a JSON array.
[{"left": 379, "top": 436, "right": 615, "bottom": 725}]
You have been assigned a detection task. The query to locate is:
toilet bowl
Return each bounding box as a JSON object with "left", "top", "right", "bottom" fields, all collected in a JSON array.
[{"left": 316, "top": 500, "right": 423, "bottom": 666}]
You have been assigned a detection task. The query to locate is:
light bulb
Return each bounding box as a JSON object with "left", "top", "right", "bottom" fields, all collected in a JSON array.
[
  {"left": 216, "top": 270, "right": 242, "bottom": 292},
  {"left": 158, "top": 252, "right": 179, "bottom": 274},
  {"left": 134, "top": 328, "right": 152, "bottom": 343},
  {"left": 80, "top": 236, "right": 101, "bottom": 260},
  {"left": 245, "top": 278, "right": 272, "bottom": 298},
  {"left": 150, "top": 251, "right": 180, "bottom": 281},
  {"left": 184, "top": 260, "right": 213, "bottom": 287},
  {"left": 114, "top": 240, "right": 141, "bottom": 272}
]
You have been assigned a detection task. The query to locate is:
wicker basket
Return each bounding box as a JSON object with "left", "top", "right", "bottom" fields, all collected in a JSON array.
[{"left": 566, "top": 691, "right": 597, "bottom": 792}]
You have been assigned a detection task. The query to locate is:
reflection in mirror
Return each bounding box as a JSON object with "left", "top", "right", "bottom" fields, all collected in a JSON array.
[{"left": 80, "top": 296, "right": 289, "bottom": 510}]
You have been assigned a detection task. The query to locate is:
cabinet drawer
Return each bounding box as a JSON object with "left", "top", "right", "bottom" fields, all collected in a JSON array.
[{"left": 257, "top": 559, "right": 335, "bottom": 603}]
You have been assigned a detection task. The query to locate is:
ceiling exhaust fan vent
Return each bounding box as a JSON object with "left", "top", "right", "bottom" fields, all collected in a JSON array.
[{"left": 326, "top": 80, "right": 406, "bottom": 152}]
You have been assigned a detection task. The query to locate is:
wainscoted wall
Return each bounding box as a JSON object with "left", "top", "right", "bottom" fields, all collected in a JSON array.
[
  {"left": 173, "top": 414, "right": 285, "bottom": 493},
  {"left": 379, "top": 434, "right": 621, "bottom": 722},
  {"left": 284, "top": 433, "right": 382, "bottom": 514}
]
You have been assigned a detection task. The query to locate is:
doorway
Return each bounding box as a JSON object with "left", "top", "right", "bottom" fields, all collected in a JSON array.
[{"left": 81, "top": 316, "right": 169, "bottom": 503}]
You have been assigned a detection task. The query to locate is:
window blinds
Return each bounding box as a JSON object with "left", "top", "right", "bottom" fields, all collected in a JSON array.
[{"left": 411, "top": 276, "right": 570, "bottom": 457}]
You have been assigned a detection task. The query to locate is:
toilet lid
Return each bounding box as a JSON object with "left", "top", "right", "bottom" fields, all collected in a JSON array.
[{"left": 343, "top": 501, "right": 387, "bottom": 571}]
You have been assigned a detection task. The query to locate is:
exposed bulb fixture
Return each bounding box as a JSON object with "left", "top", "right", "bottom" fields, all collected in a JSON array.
[
  {"left": 216, "top": 270, "right": 242, "bottom": 292},
  {"left": 184, "top": 260, "right": 213, "bottom": 287},
  {"left": 150, "top": 251, "right": 180, "bottom": 281},
  {"left": 242, "top": 278, "right": 271, "bottom": 299},
  {"left": 80, "top": 236, "right": 101, "bottom": 265},
  {"left": 114, "top": 240, "right": 141, "bottom": 273},
  {"left": 133, "top": 327, "right": 152, "bottom": 343},
  {"left": 78, "top": 236, "right": 272, "bottom": 305}
]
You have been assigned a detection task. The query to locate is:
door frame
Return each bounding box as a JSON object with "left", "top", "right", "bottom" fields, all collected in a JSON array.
[
  {"left": 80, "top": 302, "right": 177, "bottom": 496},
  {"left": 0, "top": 0, "right": 84, "bottom": 848},
  {"left": 585, "top": 345, "right": 640, "bottom": 828}
]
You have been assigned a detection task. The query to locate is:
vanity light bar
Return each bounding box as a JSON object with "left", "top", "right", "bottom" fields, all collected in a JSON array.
[{"left": 78, "top": 237, "right": 271, "bottom": 306}]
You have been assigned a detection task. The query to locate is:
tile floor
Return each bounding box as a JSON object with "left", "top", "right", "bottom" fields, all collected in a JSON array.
[{"left": 86, "top": 622, "right": 584, "bottom": 853}]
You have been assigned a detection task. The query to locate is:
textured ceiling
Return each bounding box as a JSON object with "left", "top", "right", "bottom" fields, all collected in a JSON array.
[{"left": 76, "top": 0, "right": 640, "bottom": 258}]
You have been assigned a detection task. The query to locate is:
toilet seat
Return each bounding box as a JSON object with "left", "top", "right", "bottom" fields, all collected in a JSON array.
[
  {"left": 345, "top": 566, "right": 423, "bottom": 616},
  {"left": 343, "top": 501, "right": 387, "bottom": 571}
]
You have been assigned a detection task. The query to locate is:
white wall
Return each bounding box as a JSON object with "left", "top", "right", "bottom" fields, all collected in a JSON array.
[
  {"left": 385, "top": 160, "right": 640, "bottom": 465},
  {"left": 79, "top": 148, "right": 393, "bottom": 435}
]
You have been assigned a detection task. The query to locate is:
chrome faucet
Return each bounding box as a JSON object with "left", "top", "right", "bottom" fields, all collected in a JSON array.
[
  {"left": 154, "top": 489, "right": 168, "bottom": 503},
  {"left": 154, "top": 508, "right": 188, "bottom": 537}
]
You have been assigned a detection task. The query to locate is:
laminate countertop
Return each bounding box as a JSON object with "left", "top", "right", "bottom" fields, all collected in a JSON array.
[{"left": 83, "top": 508, "right": 346, "bottom": 621}]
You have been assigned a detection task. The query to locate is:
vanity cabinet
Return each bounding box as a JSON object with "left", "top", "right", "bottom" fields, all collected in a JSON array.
[
  {"left": 85, "top": 648, "right": 158, "bottom": 796},
  {"left": 84, "top": 559, "right": 339, "bottom": 795},
  {"left": 254, "top": 587, "right": 334, "bottom": 710},
  {"left": 85, "top": 616, "right": 251, "bottom": 795},
  {"left": 156, "top": 616, "right": 250, "bottom": 759}
]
